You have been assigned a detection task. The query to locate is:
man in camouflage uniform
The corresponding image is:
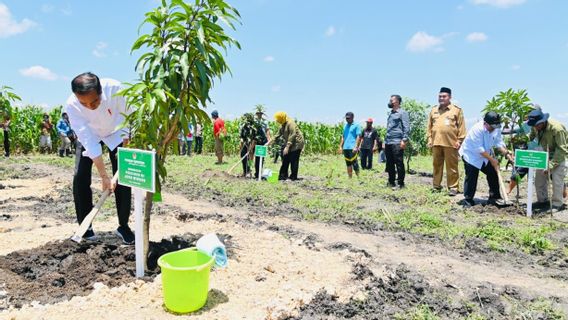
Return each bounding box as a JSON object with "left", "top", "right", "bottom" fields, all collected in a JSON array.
[
  {"left": 527, "top": 109, "right": 568, "bottom": 211},
  {"left": 427, "top": 87, "right": 466, "bottom": 196}
]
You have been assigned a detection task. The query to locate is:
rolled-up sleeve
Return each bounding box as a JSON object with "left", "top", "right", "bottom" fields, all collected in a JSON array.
[{"left": 67, "top": 104, "right": 102, "bottom": 159}]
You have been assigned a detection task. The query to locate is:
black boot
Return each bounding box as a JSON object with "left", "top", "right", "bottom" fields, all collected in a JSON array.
[{"left": 59, "top": 150, "right": 64, "bottom": 157}]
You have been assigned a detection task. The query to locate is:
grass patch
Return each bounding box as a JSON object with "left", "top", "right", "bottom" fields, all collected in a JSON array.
[{"left": 4, "top": 153, "right": 566, "bottom": 256}]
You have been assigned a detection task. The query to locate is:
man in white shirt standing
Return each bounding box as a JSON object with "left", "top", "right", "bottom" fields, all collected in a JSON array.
[
  {"left": 66, "top": 72, "right": 134, "bottom": 244},
  {"left": 458, "top": 111, "right": 514, "bottom": 207}
]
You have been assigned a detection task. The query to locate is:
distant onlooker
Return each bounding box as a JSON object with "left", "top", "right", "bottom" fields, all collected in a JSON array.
[
  {"left": 385, "top": 94, "right": 410, "bottom": 189},
  {"left": 39, "top": 113, "right": 53, "bottom": 154},
  {"left": 360, "top": 118, "right": 381, "bottom": 170},
  {"left": 185, "top": 123, "right": 194, "bottom": 156},
  {"left": 177, "top": 131, "right": 187, "bottom": 155},
  {"left": 211, "top": 110, "right": 226, "bottom": 164},
  {"left": 56, "top": 112, "right": 74, "bottom": 157},
  {"left": 194, "top": 123, "right": 203, "bottom": 154},
  {"left": 339, "top": 112, "right": 362, "bottom": 178},
  {"left": 1, "top": 114, "right": 10, "bottom": 157}
]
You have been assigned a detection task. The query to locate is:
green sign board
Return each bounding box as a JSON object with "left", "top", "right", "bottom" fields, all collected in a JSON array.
[
  {"left": 118, "top": 148, "right": 156, "bottom": 192},
  {"left": 255, "top": 145, "right": 268, "bottom": 157},
  {"left": 514, "top": 149, "right": 548, "bottom": 170}
]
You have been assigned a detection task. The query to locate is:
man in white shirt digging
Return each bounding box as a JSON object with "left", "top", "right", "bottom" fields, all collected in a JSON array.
[{"left": 66, "top": 72, "right": 134, "bottom": 244}]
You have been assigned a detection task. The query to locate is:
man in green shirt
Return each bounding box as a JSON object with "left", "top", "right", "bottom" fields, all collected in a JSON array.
[{"left": 527, "top": 109, "right": 568, "bottom": 211}]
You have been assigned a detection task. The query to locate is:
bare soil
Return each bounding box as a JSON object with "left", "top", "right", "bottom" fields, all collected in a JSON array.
[{"left": 0, "top": 160, "right": 567, "bottom": 319}]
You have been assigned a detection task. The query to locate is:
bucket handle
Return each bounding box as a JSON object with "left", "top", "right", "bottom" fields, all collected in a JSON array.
[{"left": 183, "top": 248, "right": 215, "bottom": 272}]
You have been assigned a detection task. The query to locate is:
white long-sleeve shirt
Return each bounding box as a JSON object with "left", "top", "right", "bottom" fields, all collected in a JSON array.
[
  {"left": 459, "top": 121, "right": 506, "bottom": 169},
  {"left": 65, "top": 78, "right": 131, "bottom": 159}
]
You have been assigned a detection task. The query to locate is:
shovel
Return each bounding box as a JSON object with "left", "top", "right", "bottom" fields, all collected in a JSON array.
[
  {"left": 70, "top": 173, "right": 118, "bottom": 243},
  {"left": 496, "top": 167, "right": 511, "bottom": 206}
]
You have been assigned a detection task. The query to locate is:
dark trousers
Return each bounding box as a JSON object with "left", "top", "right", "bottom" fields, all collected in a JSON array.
[
  {"left": 385, "top": 143, "right": 405, "bottom": 186},
  {"left": 73, "top": 143, "right": 131, "bottom": 228},
  {"left": 279, "top": 149, "right": 301, "bottom": 180},
  {"left": 273, "top": 145, "right": 283, "bottom": 163},
  {"left": 180, "top": 140, "right": 192, "bottom": 155},
  {"left": 194, "top": 136, "right": 203, "bottom": 154},
  {"left": 463, "top": 159, "right": 501, "bottom": 201},
  {"left": 360, "top": 148, "right": 373, "bottom": 170},
  {"left": 2, "top": 130, "right": 8, "bottom": 156},
  {"left": 241, "top": 145, "right": 251, "bottom": 176}
]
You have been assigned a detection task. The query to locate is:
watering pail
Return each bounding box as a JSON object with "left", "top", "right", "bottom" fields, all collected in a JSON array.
[
  {"left": 267, "top": 172, "right": 278, "bottom": 184},
  {"left": 158, "top": 248, "right": 214, "bottom": 313}
]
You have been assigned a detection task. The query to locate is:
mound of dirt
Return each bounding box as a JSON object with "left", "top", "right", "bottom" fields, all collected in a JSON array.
[
  {"left": 285, "top": 263, "right": 551, "bottom": 319},
  {"left": 0, "top": 233, "right": 232, "bottom": 310}
]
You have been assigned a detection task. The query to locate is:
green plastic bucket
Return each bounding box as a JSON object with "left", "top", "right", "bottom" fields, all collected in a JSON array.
[
  {"left": 267, "top": 172, "right": 278, "bottom": 184},
  {"left": 158, "top": 248, "right": 215, "bottom": 313}
]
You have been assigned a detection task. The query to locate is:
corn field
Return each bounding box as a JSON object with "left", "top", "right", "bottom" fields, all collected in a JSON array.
[
  {"left": 3, "top": 107, "right": 392, "bottom": 156},
  {"left": 0, "top": 105, "right": 64, "bottom": 154}
]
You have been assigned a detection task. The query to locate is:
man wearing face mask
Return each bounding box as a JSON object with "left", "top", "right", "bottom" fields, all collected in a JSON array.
[
  {"left": 527, "top": 109, "right": 567, "bottom": 211},
  {"left": 458, "top": 111, "right": 514, "bottom": 207},
  {"left": 66, "top": 72, "right": 134, "bottom": 244},
  {"left": 385, "top": 95, "right": 410, "bottom": 189},
  {"left": 427, "top": 87, "right": 466, "bottom": 196}
]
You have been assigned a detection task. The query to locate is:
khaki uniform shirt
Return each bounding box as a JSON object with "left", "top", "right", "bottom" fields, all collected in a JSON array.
[
  {"left": 275, "top": 119, "right": 305, "bottom": 152},
  {"left": 529, "top": 119, "right": 568, "bottom": 168},
  {"left": 427, "top": 104, "right": 466, "bottom": 148}
]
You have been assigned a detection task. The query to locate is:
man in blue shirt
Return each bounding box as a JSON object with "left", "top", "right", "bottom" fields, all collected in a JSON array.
[
  {"left": 458, "top": 111, "right": 514, "bottom": 207},
  {"left": 339, "top": 112, "right": 362, "bottom": 178},
  {"left": 56, "top": 112, "right": 74, "bottom": 157},
  {"left": 385, "top": 95, "right": 410, "bottom": 189}
]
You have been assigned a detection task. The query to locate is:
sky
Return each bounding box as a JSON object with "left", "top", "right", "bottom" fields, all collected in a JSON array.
[{"left": 0, "top": 0, "right": 567, "bottom": 127}]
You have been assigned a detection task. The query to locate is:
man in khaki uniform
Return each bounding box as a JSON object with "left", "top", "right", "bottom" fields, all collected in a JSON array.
[
  {"left": 527, "top": 109, "right": 567, "bottom": 211},
  {"left": 427, "top": 87, "right": 466, "bottom": 196}
]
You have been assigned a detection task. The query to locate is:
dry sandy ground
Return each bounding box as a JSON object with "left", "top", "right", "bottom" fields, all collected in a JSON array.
[
  {"left": 0, "top": 172, "right": 359, "bottom": 320},
  {"left": 1, "top": 162, "right": 568, "bottom": 319}
]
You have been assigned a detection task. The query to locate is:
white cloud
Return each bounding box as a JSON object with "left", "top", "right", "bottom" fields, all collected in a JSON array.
[
  {"left": 60, "top": 4, "right": 72, "bottom": 16},
  {"left": 325, "top": 26, "right": 336, "bottom": 37},
  {"left": 263, "top": 55, "right": 275, "bottom": 63},
  {"left": 92, "top": 41, "right": 108, "bottom": 58},
  {"left": 406, "top": 31, "right": 444, "bottom": 52},
  {"left": 557, "top": 113, "right": 568, "bottom": 119},
  {"left": 41, "top": 4, "right": 55, "bottom": 13},
  {"left": 0, "top": 4, "right": 37, "bottom": 38},
  {"left": 271, "top": 85, "right": 281, "bottom": 92},
  {"left": 466, "top": 32, "right": 488, "bottom": 42},
  {"left": 511, "top": 64, "right": 521, "bottom": 71},
  {"left": 471, "top": 0, "right": 526, "bottom": 8},
  {"left": 19, "top": 65, "right": 58, "bottom": 81}
]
